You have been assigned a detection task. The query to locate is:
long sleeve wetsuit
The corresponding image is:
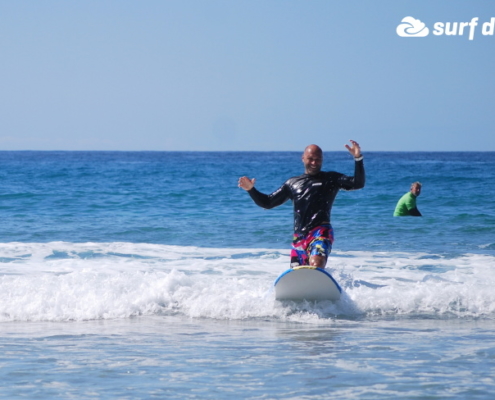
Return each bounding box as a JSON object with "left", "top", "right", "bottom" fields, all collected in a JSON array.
[{"left": 247, "top": 159, "right": 365, "bottom": 235}]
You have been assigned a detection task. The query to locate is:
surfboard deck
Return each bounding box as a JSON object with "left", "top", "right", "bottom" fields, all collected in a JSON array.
[{"left": 274, "top": 266, "right": 342, "bottom": 301}]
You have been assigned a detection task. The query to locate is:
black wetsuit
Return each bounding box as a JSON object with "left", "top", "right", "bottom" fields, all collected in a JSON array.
[{"left": 247, "top": 159, "right": 365, "bottom": 235}]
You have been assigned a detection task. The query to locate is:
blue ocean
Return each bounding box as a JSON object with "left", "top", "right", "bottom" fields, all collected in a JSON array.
[{"left": 0, "top": 151, "right": 494, "bottom": 399}]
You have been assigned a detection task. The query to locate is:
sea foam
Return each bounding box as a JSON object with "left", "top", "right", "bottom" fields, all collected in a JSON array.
[{"left": 0, "top": 242, "right": 494, "bottom": 323}]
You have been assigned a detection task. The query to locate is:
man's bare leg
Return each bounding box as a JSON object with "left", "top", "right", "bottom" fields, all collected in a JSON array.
[{"left": 309, "top": 255, "right": 327, "bottom": 269}]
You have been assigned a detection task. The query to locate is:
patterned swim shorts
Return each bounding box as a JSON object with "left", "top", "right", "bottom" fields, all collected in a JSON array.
[{"left": 290, "top": 224, "right": 334, "bottom": 267}]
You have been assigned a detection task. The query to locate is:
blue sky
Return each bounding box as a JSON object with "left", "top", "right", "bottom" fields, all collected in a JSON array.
[{"left": 0, "top": 1, "right": 494, "bottom": 151}]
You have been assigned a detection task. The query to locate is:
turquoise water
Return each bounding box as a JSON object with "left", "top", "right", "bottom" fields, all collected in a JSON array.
[{"left": 0, "top": 151, "right": 494, "bottom": 399}]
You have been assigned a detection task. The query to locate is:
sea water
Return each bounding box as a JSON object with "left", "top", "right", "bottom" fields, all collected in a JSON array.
[{"left": 0, "top": 151, "right": 494, "bottom": 399}]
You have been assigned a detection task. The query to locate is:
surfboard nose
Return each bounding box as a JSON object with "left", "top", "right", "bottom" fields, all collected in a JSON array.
[{"left": 274, "top": 267, "right": 341, "bottom": 301}]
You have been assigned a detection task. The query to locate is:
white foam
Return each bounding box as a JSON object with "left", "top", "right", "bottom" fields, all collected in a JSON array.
[{"left": 1, "top": 242, "right": 494, "bottom": 323}]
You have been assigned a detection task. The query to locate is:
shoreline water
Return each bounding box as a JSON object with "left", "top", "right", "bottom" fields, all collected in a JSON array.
[{"left": 1, "top": 316, "right": 495, "bottom": 399}]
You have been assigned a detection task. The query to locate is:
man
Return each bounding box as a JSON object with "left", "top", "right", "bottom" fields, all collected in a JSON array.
[
  {"left": 393, "top": 182, "right": 422, "bottom": 216},
  {"left": 238, "top": 140, "right": 365, "bottom": 269}
]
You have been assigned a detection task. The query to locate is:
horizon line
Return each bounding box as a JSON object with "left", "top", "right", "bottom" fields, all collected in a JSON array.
[{"left": 0, "top": 149, "right": 493, "bottom": 153}]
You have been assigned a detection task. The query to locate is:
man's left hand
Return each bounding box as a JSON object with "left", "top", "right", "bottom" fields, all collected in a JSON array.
[{"left": 345, "top": 140, "right": 361, "bottom": 158}]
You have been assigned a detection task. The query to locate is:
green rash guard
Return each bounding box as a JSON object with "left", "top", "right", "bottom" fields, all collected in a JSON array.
[{"left": 393, "top": 192, "right": 421, "bottom": 216}]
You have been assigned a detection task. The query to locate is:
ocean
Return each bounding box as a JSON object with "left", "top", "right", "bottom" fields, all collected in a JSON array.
[{"left": 0, "top": 151, "right": 494, "bottom": 399}]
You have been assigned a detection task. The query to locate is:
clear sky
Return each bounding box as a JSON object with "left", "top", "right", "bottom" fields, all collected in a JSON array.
[{"left": 0, "top": 1, "right": 494, "bottom": 151}]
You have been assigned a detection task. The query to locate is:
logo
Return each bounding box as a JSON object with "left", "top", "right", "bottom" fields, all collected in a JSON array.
[
  {"left": 396, "top": 16, "right": 429, "bottom": 37},
  {"left": 397, "top": 16, "right": 495, "bottom": 40}
]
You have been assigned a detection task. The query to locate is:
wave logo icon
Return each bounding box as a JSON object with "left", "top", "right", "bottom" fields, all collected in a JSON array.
[{"left": 397, "top": 16, "right": 429, "bottom": 37}]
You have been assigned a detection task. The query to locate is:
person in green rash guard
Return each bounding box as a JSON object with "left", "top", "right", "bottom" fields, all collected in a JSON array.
[{"left": 394, "top": 182, "right": 422, "bottom": 216}]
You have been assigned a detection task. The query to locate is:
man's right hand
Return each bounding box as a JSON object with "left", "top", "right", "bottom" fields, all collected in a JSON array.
[{"left": 238, "top": 176, "right": 256, "bottom": 191}]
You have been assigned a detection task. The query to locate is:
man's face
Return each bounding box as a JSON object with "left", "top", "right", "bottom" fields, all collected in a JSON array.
[
  {"left": 411, "top": 184, "right": 421, "bottom": 196},
  {"left": 302, "top": 150, "right": 323, "bottom": 175}
]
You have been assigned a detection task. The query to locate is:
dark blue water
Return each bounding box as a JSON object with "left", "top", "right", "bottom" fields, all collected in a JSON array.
[{"left": 1, "top": 151, "right": 493, "bottom": 253}]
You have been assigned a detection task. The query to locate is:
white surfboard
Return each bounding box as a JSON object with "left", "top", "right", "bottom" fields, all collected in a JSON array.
[{"left": 274, "top": 266, "right": 342, "bottom": 301}]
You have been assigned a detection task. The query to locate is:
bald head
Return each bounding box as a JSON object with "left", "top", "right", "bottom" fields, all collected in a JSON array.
[
  {"left": 303, "top": 144, "right": 322, "bottom": 157},
  {"left": 302, "top": 144, "right": 323, "bottom": 175}
]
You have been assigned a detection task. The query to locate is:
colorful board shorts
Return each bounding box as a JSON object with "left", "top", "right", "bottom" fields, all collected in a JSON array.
[{"left": 290, "top": 224, "right": 334, "bottom": 267}]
